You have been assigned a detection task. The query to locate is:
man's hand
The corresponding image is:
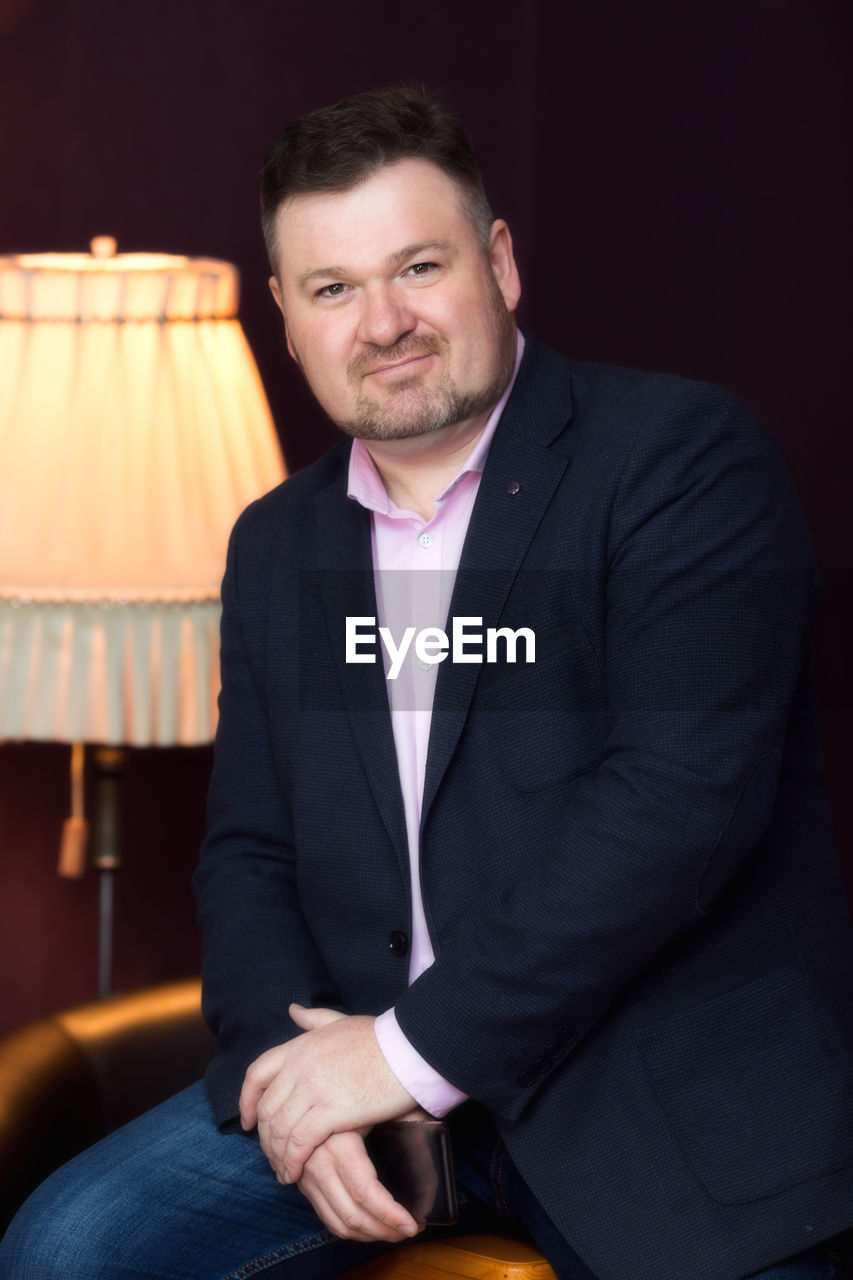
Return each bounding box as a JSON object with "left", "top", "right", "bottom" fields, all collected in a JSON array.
[
  {"left": 239, "top": 1004, "right": 417, "bottom": 1185},
  {"left": 297, "top": 1129, "right": 423, "bottom": 1242}
]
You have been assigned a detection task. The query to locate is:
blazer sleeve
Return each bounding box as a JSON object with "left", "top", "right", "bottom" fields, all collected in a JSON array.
[
  {"left": 391, "top": 381, "right": 818, "bottom": 1120},
  {"left": 193, "top": 513, "right": 342, "bottom": 1129}
]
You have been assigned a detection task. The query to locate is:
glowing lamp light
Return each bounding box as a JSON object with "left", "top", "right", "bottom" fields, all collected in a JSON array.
[{"left": 0, "top": 239, "right": 286, "bottom": 746}]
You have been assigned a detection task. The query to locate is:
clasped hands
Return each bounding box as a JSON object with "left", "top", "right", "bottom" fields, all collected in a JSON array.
[{"left": 239, "top": 1004, "right": 424, "bottom": 1242}]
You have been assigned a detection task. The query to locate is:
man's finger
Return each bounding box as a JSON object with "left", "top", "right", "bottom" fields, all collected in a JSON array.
[
  {"left": 336, "top": 1155, "right": 421, "bottom": 1238},
  {"left": 299, "top": 1133, "right": 421, "bottom": 1242},
  {"left": 288, "top": 1003, "right": 346, "bottom": 1030},
  {"left": 239, "top": 1044, "right": 288, "bottom": 1131},
  {"left": 310, "top": 1184, "right": 417, "bottom": 1243},
  {"left": 298, "top": 1183, "right": 358, "bottom": 1241},
  {"left": 256, "top": 1089, "right": 298, "bottom": 1177},
  {"left": 282, "top": 1106, "right": 333, "bottom": 1184}
]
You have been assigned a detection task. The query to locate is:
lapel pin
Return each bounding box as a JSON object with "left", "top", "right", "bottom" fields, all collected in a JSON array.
[{"left": 505, "top": 480, "right": 522, "bottom": 495}]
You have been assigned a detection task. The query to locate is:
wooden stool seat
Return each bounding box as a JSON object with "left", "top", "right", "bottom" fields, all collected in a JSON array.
[{"left": 350, "top": 1235, "right": 557, "bottom": 1280}]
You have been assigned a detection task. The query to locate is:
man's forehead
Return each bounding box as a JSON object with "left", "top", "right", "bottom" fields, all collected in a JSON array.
[{"left": 274, "top": 159, "right": 473, "bottom": 273}]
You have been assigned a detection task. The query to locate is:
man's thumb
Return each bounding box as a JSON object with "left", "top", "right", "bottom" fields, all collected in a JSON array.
[{"left": 288, "top": 1003, "right": 345, "bottom": 1029}]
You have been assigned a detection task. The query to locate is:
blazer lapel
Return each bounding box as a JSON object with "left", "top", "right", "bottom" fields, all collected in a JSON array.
[
  {"left": 422, "top": 337, "right": 576, "bottom": 824},
  {"left": 313, "top": 477, "right": 410, "bottom": 882}
]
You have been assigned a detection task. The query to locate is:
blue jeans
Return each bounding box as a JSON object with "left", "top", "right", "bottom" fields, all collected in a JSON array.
[{"left": 0, "top": 1082, "right": 841, "bottom": 1280}]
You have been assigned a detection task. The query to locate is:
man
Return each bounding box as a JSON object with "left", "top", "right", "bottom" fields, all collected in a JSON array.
[{"left": 2, "top": 85, "right": 852, "bottom": 1280}]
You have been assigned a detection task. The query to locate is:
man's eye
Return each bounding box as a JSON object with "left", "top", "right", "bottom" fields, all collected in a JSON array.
[
  {"left": 407, "top": 262, "right": 437, "bottom": 277},
  {"left": 316, "top": 282, "right": 347, "bottom": 298}
]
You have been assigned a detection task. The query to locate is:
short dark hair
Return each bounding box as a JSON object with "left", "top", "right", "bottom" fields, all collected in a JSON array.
[{"left": 260, "top": 85, "right": 494, "bottom": 273}]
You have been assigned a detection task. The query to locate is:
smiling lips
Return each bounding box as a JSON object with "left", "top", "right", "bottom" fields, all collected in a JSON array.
[{"left": 366, "top": 353, "right": 433, "bottom": 378}]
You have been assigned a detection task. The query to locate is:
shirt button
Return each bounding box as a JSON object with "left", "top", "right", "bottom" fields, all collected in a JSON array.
[
  {"left": 417, "top": 658, "right": 433, "bottom": 671},
  {"left": 388, "top": 931, "right": 409, "bottom": 957},
  {"left": 418, "top": 532, "right": 433, "bottom": 549}
]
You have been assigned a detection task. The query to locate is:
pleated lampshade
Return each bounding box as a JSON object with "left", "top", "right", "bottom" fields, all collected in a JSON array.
[{"left": 0, "top": 241, "right": 286, "bottom": 746}]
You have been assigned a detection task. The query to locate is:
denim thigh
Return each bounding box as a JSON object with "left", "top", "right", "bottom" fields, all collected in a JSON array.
[
  {"left": 0, "top": 1081, "right": 399, "bottom": 1280},
  {"left": 0, "top": 1084, "right": 843, "bottom": 1280},
  {"left": 0, "top": 1084, "right": 508, "bottom": 1280}
]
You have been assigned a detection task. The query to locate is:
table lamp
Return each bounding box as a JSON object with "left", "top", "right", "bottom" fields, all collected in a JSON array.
[{"left": 0, "top": 238, "right": 286, "bottom": 993}]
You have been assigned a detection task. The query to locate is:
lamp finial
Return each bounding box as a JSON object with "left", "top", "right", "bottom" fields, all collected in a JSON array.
[{"left": 89, "top": 235, "right": 117, "bottom": 259}]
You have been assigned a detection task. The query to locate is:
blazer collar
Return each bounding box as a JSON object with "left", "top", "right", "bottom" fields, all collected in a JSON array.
[{"left": 495, "top": 329, "right": 575, "bottom": 449}]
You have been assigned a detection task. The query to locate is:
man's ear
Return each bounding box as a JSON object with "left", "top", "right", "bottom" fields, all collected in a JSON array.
[
  {"left": 488, "top": 220, "right": 522, "bottom": 314},
  {"left": 268, "top": 276, "right": 297, "bottom": 361}
]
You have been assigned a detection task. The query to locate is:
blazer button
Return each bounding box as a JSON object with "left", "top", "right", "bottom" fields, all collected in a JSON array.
[
  {"left": 557, "top": 1026, "right": 579, "bottom": 1047},
  {"left": 388, "top": 931, "right": 409, "bottom": 957},
  {"left": 517, "top": 1068, "right": 536, "bottom": 1088}
]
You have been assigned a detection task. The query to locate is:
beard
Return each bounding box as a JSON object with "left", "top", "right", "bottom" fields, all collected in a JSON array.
[{"left": 335, "top": 280, "right": 517, "bottom": 443}]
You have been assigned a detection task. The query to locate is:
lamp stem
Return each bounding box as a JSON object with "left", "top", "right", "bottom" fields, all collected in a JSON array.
[
  {"left": 98, "top": 869, "right": 114, "bottom": 999},
  {"left": 92, "top": 747, "right": 127, "bottom": 997}
]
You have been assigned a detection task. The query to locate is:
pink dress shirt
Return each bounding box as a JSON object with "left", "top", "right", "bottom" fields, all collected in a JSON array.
[{"left": 346, "top": 333, "right": 524, "bottom": 1116}]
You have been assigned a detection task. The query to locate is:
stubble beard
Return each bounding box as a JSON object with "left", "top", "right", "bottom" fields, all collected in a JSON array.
[{"left": 336, "top": 285, "right": 517, "bottom": 443}]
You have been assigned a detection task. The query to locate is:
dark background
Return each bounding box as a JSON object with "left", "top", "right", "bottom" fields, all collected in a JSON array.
[{"left": 0, "top": 0, "right": 850, "bottom": 1033}]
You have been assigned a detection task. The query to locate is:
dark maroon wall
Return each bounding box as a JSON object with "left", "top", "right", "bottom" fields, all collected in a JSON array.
[{"left": 0, "top": 0, "right": 849, "bottom": 1032}]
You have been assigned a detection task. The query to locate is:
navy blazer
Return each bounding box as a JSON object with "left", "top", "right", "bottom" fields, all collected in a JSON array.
[{"left": 195, "top": 334, "right": 853, "bottom": 1280}]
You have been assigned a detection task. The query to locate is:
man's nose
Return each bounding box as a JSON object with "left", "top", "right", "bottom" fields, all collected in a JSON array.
[{"left": 357, "top": 282, "right": 416, "bottom": 348}]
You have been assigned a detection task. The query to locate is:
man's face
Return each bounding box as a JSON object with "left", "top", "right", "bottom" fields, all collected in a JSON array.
[{"left": 269, "top": 158, "right": 521, "bottom": 442}]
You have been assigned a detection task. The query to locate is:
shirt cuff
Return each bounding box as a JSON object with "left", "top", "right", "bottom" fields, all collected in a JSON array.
[{"left": 374, "top": 1008, "right": 469, "bottom": 1117}]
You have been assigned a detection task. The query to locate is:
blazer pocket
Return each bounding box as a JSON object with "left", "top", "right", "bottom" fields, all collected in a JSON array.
[
  {"left": 477, "top": 625, "right": 608, "bottom": 791},
  {"left": 633, "top": 937, "right": 853, "bottom": 1204}
]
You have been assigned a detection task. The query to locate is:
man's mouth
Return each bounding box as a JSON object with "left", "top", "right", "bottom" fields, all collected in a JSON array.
[{"left": 365, "top": 353, "right": 433, "bottom": 378}]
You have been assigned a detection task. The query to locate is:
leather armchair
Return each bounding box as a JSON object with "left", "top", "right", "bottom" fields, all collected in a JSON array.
[{"left": 0, "top": 977, "right": 213, "bottom": 1233}]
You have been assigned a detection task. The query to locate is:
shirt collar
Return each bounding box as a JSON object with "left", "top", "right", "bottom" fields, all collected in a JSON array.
[{"left": 347, "top": 330, "right": 525, "bottom": 515}]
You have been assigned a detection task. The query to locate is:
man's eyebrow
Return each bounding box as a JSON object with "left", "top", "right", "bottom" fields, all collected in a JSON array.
[
  {"left": 298, "top": 265, "right": 349, "bottom": 289},
  {"left": 386, "top": 240, "right": 454, "bottom": 267},
  {"left": 297, "top": 241, "right": 454, "bottom": 290}
]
